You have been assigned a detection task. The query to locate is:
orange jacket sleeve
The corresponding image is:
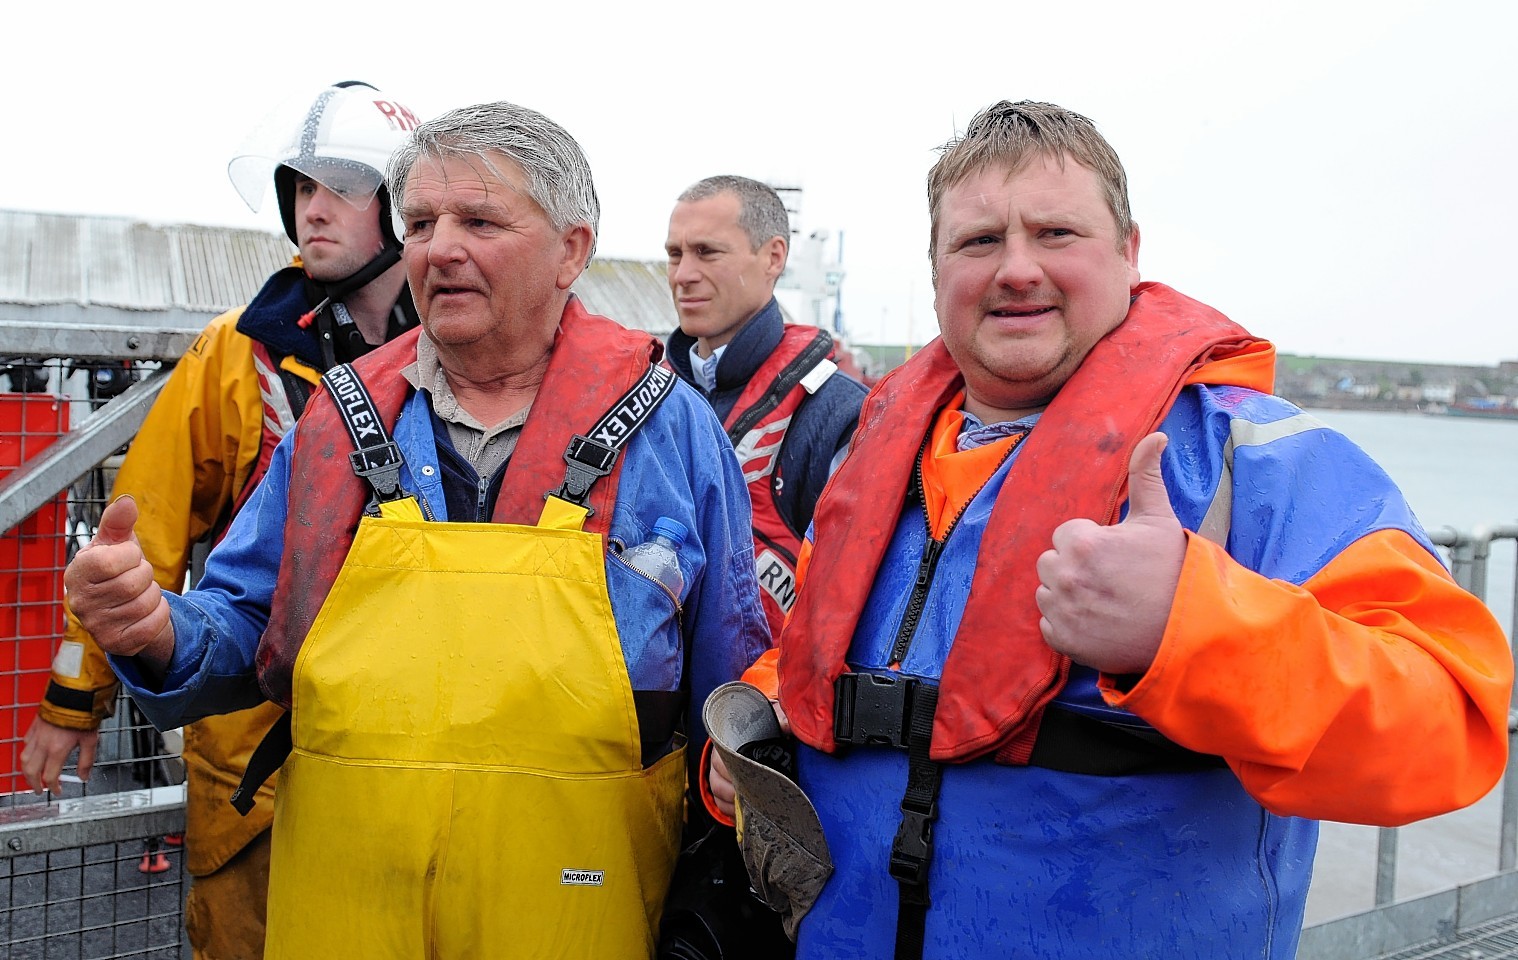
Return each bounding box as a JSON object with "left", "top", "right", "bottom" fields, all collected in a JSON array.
[{"left": 1106, "top": 528, "right": 1512, "bottom": 826}]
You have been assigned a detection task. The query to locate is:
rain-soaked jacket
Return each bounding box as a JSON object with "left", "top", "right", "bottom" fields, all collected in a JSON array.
[
  {"left": 39, "top": 260, "right": 364, "bottom": 877},
  {"left": 757, "top": 283, "right": 1511, "bottom": 959}
]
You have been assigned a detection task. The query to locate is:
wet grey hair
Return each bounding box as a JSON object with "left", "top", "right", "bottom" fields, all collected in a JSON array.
[
  {"left": 677, "top": 174, "right": 790, "bottom": 255},
  {"left": 387, "top": 101, "right": 600, "bottom": 257},
  {"left": 927, "top": 100, "right": 1133, "bottom": 271}
]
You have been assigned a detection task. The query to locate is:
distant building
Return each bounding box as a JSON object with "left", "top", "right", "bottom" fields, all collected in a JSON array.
[
  {"left": 1275, "top": 353, "right": 1518, "bottom": 412},
  {"left": 0, "top": 209, "right": 682, "bottom": 347},
  {"left": 0, "top": 208, "right": 889, "bottom": 389}
]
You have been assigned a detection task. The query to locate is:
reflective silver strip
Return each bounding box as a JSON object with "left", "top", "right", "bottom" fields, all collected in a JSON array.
[
  {"left": 1195, "top": 412, "right": 1329, "bottom": 545},
  {"left": 251, "top": 350, "right": 298, "bottom": 438},
  {"left": 734, "top": 414, "right": 794, "bottom": 485}
]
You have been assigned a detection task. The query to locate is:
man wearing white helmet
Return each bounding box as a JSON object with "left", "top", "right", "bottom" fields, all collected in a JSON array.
[{"left": 21, "top": 80, "right": 421, "bottom": 960}]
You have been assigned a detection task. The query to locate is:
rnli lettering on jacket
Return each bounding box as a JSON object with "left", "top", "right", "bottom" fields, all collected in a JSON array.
[{"left": 722, "top": 324, "right": 837, "bottom": 637}]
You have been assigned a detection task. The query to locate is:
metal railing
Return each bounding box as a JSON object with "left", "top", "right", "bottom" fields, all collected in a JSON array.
[
  {"left": 2, "top": 317, "right": 1516, "bottom": 959},
  {"left": 2, "top": 333, "right": 195, "bottom": 958}
]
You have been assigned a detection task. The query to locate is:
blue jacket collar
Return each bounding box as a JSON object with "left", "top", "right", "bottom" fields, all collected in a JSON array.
[
  {"left": 234, "top": 264, "right": 325, "bottom": 367},
  {"left": 666, "top": 297, "right": 784, "bottom": 398}
]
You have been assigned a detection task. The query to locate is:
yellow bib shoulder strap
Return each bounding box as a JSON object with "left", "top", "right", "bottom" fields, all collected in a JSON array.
[{"left": 538, "top": 495, "right": 589, "bottom": 532}]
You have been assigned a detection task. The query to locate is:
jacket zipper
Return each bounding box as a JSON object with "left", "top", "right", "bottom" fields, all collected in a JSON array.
[
  {"left": 887, "top": 432, "right": 1022, "bottom": 666},
  {"left": 474, "top": 474, "right": 491, "bottom": 522},
  {"left": 610, "top": 544, "right": 684, "bottom": 616}
]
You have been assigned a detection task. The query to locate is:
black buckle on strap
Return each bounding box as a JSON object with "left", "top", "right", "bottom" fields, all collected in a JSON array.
[
  {"left": 549, "top": 434, "right": 619, "bottom": 511},
  {"left": 834, "top": 673, "right": 919, "bottom": 749},
  {"left": 348, "top": 441, "right": 405, "bottom": 502},
  {"left": 889, "top": 804, "right": 936, "bottom": 900}
]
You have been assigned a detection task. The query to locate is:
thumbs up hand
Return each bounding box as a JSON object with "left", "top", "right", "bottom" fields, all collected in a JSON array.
[
  {"left": 64, "top": 496, "right": 175, "bottom": 667},
  {"left": 1034, "top": 433, "right": 1186, "bottom": 675}
]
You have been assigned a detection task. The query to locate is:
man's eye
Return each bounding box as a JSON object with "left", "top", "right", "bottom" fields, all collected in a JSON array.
[{"left": 404, "top": 220, "right": 433, "bottom": 236}]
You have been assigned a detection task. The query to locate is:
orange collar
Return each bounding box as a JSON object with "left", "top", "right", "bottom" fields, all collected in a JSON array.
[{"left": 919, "top": 391, "right": 1025, "bottom": 541}]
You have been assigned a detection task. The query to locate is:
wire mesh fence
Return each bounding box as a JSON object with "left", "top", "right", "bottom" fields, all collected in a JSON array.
[
  {"left": 1, "top": 355, "right": 189, "bottom": 958},
  {"left": 2, "top": 335, "right": 1517, "bottom": 959}
]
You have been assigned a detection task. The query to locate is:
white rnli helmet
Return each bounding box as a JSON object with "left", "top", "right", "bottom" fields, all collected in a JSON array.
[{"left": 227, "top": 81, "right": 419, "bottom": 247}]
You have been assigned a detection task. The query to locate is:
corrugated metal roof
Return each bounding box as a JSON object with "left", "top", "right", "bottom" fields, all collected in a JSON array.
[
  {"left": 574, "top": 256, "right": 677, "bottom": 336},
  {"left": 0, "top": 209, "right": 678, "bottom": 337},
  {"left": 0, "top": 209, "right": 293, "bottom": 314}
]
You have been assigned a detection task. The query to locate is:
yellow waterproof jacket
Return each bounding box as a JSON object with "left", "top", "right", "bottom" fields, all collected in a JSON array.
[{"left": 40, "top": 302, "right": 317, "bottom": 875}]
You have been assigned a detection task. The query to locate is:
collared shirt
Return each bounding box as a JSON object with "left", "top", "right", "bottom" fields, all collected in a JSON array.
[
  {"left": 688, "top": 343, "right": 728, "bottom": 392},
  {"left": 957, "top": 408, "right": 1042, "bottom": 452},
  {"left": 401, "top": 333, "right": 529, "bottom": 478}
]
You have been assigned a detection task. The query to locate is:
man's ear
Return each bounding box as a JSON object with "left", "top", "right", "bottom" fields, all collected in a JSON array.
[
  {"left": 763, "top": 235, "right": 788, "bottom": 283},
  {"left": 1124, "top": 222, "right": 1141, "bottom": 289},
  {"left": 556, "top": 223, "right": 595, "bottom": 290}
]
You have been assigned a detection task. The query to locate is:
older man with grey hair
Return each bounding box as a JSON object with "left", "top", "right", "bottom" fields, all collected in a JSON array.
[{"left": 65, "top": 100, "right": 769, "bottom": 959}]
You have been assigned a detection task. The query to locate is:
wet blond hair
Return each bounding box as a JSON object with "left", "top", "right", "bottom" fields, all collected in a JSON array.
[{"left": 927, "top": 100, "right": 1132, "bottom": 274}]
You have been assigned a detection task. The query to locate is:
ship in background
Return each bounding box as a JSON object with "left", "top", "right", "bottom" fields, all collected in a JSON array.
[
  {"left": 769, "top": 184, "right": 881, "bottom": 387},
  {"left": 1430, "top": 397, "right": 1518, "bottom": 420}
]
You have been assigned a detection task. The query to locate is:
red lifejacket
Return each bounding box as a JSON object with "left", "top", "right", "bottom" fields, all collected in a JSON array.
[
  {"left": 778, "top": 282, "right": 1263, "bottom": 763},
  {"left": 722, "top": 324, "right": 838, "bottom": 638},
  {"left": 256, "top": 298, "right": 664, "bottom": 707}
]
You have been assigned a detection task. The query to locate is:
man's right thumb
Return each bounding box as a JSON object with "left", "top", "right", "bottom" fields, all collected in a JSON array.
[{"left": 94, "top": 495, "right": 139, "bottom": 546}]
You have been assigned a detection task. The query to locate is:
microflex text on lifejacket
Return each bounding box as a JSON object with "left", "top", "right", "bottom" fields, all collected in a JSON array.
[
  {"left": 323, "top": 365, "right": 382, "bottom": 440},
  {"left": 591, "top": 365, "right": 676, "bottom": 447}
]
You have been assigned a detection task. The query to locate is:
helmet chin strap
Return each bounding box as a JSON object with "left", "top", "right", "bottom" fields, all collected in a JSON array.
[{"left": 297, "top": 242, "right": 402, "bottom": 329}]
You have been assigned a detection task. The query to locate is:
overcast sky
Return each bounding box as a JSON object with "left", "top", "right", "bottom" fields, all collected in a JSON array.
[{"left": 6, "top": 0, "right": 1513, "bottom": 365}]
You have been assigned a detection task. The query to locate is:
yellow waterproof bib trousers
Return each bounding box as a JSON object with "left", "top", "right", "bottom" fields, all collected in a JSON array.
[{"left": 264, "top": 495, "right": 684, "bottom": 958}]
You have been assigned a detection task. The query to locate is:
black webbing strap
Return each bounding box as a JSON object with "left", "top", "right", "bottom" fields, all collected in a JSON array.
[
  {"left": 834, "top": 674, "right": 1218, "bottom": 776},
  {"left": 548, "top": 362, "right": 677, "bottom": 513},
  {"left": 632, "top": 689, "right": 683, "bottom": 767},
  {"left": 831, "top": 672, "right": 942, "bottom": 960},
  {"left": 1029, "top": 705, "right": 1225, "bottom": 774},
  {"left": 830, "top": 671, "right": 1219, "bottom": 957},
  {"left": 230, "top": 710, "right": 291, "bottom": 815},
  {"left": 319, "top": 363, "right": 406, "bottom": 505},
  {"left": 276, "top": 363, "right": 314, "bottom": 422},
  {"left": 724, "top": 329, "right": 835, "bottom": 447},
  {"left": 889, "top": 684, "right": 940, "bottom": 960}
]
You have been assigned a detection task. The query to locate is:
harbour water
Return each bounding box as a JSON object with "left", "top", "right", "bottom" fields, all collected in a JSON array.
[{"left": 1295, "top": 407, "right": 1518, "bottom": 925}]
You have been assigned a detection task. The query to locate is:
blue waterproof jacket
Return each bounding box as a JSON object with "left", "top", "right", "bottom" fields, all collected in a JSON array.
[{"left": 794, "top": 382, "right": 1482, "bottom": 960}]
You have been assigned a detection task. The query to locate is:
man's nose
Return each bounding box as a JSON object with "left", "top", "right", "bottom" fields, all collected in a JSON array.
[
  {"left": 669, "top": 255, "right": 701, "bottom": 287},
  {"left": 304, "top": 185, "right": 339, "bottom": 223},
  {"left": 426, "top": 219, "right": 468, "bottom": 266},
  {"left": 994, "top": 238, "right": 1043, "bottom": 289}
]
